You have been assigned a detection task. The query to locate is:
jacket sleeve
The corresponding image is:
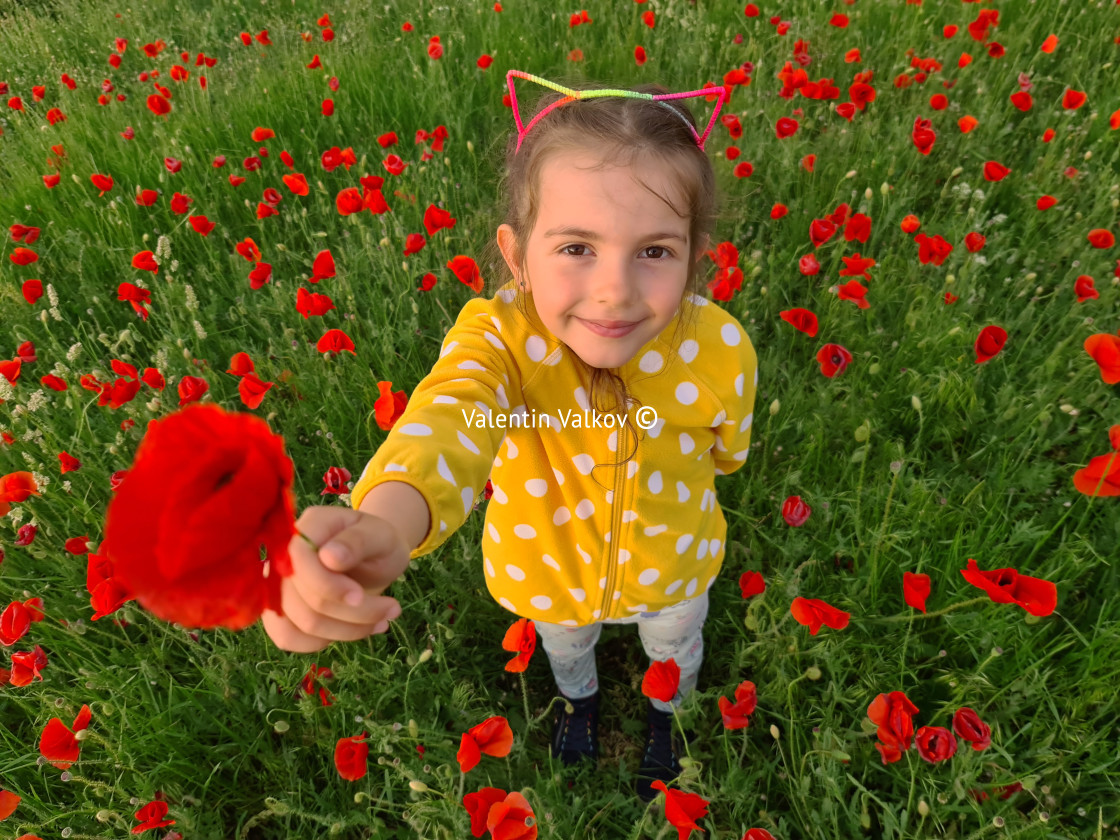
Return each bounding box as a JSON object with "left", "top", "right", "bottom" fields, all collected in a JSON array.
[
  {"left": 349, "top": 298, "right": 520, "bottom": 558},
  {"left": 710, "top": 316, "right": 759, "bottom": 477}
]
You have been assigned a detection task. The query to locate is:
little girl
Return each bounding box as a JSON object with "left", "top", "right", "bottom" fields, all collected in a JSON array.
[{"left": 262, "top": 70, "right": 758, "bottom": 802}]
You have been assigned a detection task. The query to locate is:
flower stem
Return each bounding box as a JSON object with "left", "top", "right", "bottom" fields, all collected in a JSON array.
[{"left": 871, "top": 596, "right": 989, "bottom": 624}]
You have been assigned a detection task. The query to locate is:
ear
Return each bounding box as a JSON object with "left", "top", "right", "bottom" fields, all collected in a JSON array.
[
  {"left": 693, "top": 232, "right": 711, "bottom": 264},
  {"left": 496, "top": 224, "right": 526, "bottom": 289}
]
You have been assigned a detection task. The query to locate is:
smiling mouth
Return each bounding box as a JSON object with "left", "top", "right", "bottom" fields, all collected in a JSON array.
[{"left": 576, "top": 317, "right": 642, "bottom": 338}]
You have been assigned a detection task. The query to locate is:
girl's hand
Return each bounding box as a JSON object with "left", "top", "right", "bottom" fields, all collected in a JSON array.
[{"left": 261, "top": 506, "right": 412, "bottom": 653}]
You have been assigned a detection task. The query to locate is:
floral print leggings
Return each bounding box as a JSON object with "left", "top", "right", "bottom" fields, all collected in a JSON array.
[{"left": 532, "top": 591, "right": 709, "bottom": 713}]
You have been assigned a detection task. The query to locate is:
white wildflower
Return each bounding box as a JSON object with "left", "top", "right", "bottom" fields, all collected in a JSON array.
[
  {"left": 0, "top": 377, "right": 15, "bottom": 401},
  {"left": 66, "top": 343, "right": 83, "bottom": 362},
  {"left": 47, "top": 284, "right": 60, "bottom": 307},
  {"left": 192, "top": 320, "right": 207, "bottom": 340},
  {"left": 155, "top": 234, "right": 171, "bottom": 262},
  {"left": 27, "top": 390, "right": 48, "bottom": 413},
  {"left": 184, "top": 284, "right": 198, "bottom": 312}
]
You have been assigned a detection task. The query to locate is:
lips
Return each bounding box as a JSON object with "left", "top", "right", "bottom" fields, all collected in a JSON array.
[{"left": 576, "top": 317, "right": 642, "bottom": 338}]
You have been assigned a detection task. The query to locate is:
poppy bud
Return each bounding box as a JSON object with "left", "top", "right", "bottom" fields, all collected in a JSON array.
[
  {"left": 408, "top": 781, "right": 429, "bottom": 793},
  {"left": 918, "top": 801, "right": 930, "bottom": 817},
  {"left": 417, "top": 648, "right": 432, "bottom": 663},
  {"left": 770, "top": 724, "right": 781, "bottom": 740},
  {"left": 880, "top": 182, "right": 890, "bottom": 195},
  {"left": 912, "top": 395, "right": 922, "bottom": 412},
  {"left": 769, "top": 398, "right": 780, "bottom": 416}
]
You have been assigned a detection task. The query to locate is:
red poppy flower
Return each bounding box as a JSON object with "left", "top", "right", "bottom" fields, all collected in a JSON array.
[
  {"left": 1074, "top": 275, "right": 1099, "bottom": 303},
  {"left": 0, "top": 472, "right": 40, "bottom": 518},
  {"left": 964, "top": 232, "right": 986, "bottom": 252},
  {"left": 135, "top": 188, "right": 158, "bottom": 206},
  {"left": 463, "top": 787, "right": 508, "bottom": 838},
  {"left": 189, "top": 215, "right": 215, "bottom": 236},
  {"left": 798, "top": 254, "right": 820, "bottom": 275},
  {"left": 419, "top": 272, "right": 437, "bottom": 291},
  {"left": 21, "top": 278, "right": 43, "bottom": 305},
  {"left": 423, "top": 204, "right": 457, "bottom": 236},
  {"left": 983, "top": 161, "right": 1010, "bottom": 181},
  {"left": 1087, "top": 229, "right": 1115, "bottom": 249},
  {"left": 974, "top": 325, "right": 1007, "bottom": 364},
  {"left": 790, "top": 597, "right": 849, "bottom": 635},
  {"left": 960, "top": 558, "right": 1057, "bottom": 616},
  {"left": 131, "top": 250, "right": 158, "bottom": 272},
  {"left": 501, "top": 617, "right": 536, "bottom": 673},
  {"left": 779, "top": 308, "right": 817, "bottom": 337},
  {"left": 457, "top": 716, "right": 513, "bottom": 773},
  {"left": 1062, "top": 89, "right": 1086, "bottom": 110},
  {"left": 90, "top": 173, "right": 114, "bottom": 196},
  {"left": 403, "top": 232, "right": 426, "bottom": 256},
  {"left": 952, "top": 707, "right": 991, "bottom": 751},
  {"left": 1042, "top": 127, "right": 1056, "bottom": 142},
  {"left": 311, "top": 249, "right": 336, "bottom": 283},
  {"left": 9, "top": 247, "right": 38, "bottom": 266},
  {"left": 775, "top": 117, "right": 799, "bottom": 138},
  {"left": 849, "top": 82, "right": 875, "bottom": 110},
  {"left": 718, "top": 680, "right": 757, "bottom": 729},
  {"left": 320, "top": 466, "right": 351, "bottom": 496},
  {"left": 1037, "top": 195, "right": 1057, "bottom": 210},
  {"left": 102, "top": 403, "right": 296, "bottom": 629},
  {"left": 317, "top": 329, "right": 356, "bottom": 356},
  {"left": 782, "top": 495, "right": 811, "bottom": 526},
  {"left": 733, "top": 161, "right": 754, "bottom": 178},
  {"left": 296, "top": 286, "right": 335, "bottom": 316},
  {"left": 1084, "top": 333, "right": 1120, "bottom": 387},
  {"left": 39, "top": 703, "right": 92, "bottom": 770},
  {"left": 334, "top": 732, "right": 369, "bottom": 780},
  {"left": 335, "top": 187, "right": 362, "bottom": 216},
  {"left": 839, "top": 253, "right": 875, "bottom": 281},
  {"left": 816, "top": 343, "right": 852, "bottom": 377},
  {"left": 58, "top": 451, "right": 81, "bottom": 473},
  {"left": 867, "top": 690, "right": 917, "bottom": 762},
  {"left": 1073, "top": 447, "right": 1120, "bottom": 496},
  {"left": 235, "top": 238, "right": 261, "bottom": 262},
  {"left": 132, "top": 800, "right": 176, "bottom": 833},
  {"left": 808, "top": 218, "right": 836, "bottom": 248},
  {"left": 383, "top": 154, "right": 408, "bottom": 175},
  {"left": 371, "top": 383, "right": 407, "bottom": 430},
  {"left": 15, "top": 524, "right": 37, "bottom": 546},
  {"left": 651, "top": 780, "right": 708, "bottom": 840},
  {"left": 844, "top": 213, "right": 871, "bottom": 243},
  {"left": 485, "top": 790, "right": 537, "bottom": 840},
  {"left": 900, "top": 214, "right": 920, "bottom": 234},
  {"left": 914, "top": 233, "right": 953, "bottom": 265},
  {"left": 1041, "top": 34, "right": 1058, "bottom": 53},
  {"left": 282, "top": 173, "right": 309, "bottom": 195},
  {"left": 902, "top": 571, "right": 930, "bottom": 612},
  {"left": 1009, "top": 91, "right": 1033, "bottom": 111},
  {"left": 641, "top": 658, "right": 681, "bottom": 703},
  {"left": 738, "top": 570, "right": 766, "bottom": 599},
  {"left": 0, "top": 789, "right": 19, "bottom": 820},
  {"left": 448, "top": 255, "right": 484, "bottom": 293},
  {"left": 743, "top": 831, "right": 776, "bottom": 840},
  {"left": 914, "top": 726, "right": 957, "bottom": 763}
]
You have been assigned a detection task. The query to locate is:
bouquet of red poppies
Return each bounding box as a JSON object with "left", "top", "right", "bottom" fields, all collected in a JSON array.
[{"left": 101, "top": 403, "right": 297, "bottom": 630}]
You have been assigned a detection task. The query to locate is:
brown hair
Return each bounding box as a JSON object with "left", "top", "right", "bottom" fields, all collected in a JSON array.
[{"left": 479, "top": 76, "right": 725, "bottom": 478}]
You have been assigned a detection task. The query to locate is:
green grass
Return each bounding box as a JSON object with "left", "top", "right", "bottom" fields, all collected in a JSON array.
[{"left": 2, "top": 0, "right": 1119, "bottom": 838}]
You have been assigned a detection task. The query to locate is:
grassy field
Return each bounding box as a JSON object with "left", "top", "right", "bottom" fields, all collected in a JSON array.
[{"left": 2, "top": 0, "right": 1119, "bottom": 838}]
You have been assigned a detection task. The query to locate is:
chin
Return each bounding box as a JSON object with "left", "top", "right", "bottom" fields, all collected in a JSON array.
[{"left": 569, "top": 345, "right": 633, "bottom": 370}]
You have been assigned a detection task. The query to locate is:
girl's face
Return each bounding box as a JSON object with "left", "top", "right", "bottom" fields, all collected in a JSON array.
[{"left": 498, "top": 150, "right": 702, "bottom": 370}]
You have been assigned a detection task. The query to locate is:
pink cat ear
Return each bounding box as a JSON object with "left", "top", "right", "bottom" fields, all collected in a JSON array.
[
  {"left": 655, "top": 85, "right": 729, "bottom": 151},
  {"left": 507, "top": 70, "right": 577, "bottom": 152}
]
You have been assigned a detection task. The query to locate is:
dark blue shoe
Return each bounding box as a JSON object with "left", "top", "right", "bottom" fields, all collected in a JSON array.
[
  {"left": 636, "top": 702, "right": 681, "bottom": 802},
  {"left": 551, "top": 692, "right": 599, "bottom": 766}
]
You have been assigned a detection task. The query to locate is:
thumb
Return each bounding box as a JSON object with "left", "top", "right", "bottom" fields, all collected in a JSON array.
[{"left": 294, "top": 505, "right": 377, "bottom": 573}]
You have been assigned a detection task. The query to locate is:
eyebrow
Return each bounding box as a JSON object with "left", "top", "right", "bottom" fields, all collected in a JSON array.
[{"left": 543, "top": 225, "right": 687, "bottom": 244}]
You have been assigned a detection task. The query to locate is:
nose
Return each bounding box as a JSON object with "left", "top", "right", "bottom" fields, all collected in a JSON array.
[{"left": 590, "top": 256, "right": 639, "bottom": 308}]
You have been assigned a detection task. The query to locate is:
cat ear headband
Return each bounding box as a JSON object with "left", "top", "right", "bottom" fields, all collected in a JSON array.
[{"left": 506, "top": 69, "right": 728, "bottom": 154}]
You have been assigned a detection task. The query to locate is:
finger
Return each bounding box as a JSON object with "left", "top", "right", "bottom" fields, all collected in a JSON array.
[
  {"left": 260, "top": 607, "right": 334, "bottom": 654},
  {"left": 287, "top": 520, "right": 368, "bottom": 615},
  {"left": 280, "top": 578, "right": 401, "bottom": 643},
  {"left": 296, "top": 504, "right": 401, "bottom": 574}
]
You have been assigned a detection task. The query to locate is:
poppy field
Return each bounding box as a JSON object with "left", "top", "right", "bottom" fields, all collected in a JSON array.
[{"left": 2, "top": 0, "right": 1120, "bottom": 837}]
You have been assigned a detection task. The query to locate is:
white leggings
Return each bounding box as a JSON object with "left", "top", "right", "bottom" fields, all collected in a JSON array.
[{"left": 532, "top": 592, "right": 709, "bottom": 713}]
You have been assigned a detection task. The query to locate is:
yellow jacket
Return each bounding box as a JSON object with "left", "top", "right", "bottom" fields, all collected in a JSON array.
[{"left": 350, "top": 285, "right": 758, "bottom": 626}]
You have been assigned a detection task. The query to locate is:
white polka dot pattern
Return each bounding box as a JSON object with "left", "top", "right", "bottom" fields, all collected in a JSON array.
[{"left": 348, "top": 286, "right": 756, "bottom": 626}]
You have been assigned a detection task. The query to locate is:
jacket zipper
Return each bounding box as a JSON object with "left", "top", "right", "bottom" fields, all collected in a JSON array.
[{"left": 597, "top": 422, "right": 629, "bottom": 621}]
